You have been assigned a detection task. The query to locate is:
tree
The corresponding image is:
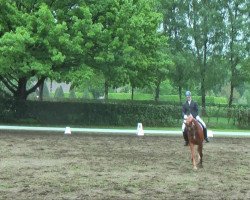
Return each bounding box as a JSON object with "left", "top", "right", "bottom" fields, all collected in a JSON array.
[
  {"left": 67, "top": 67, "right": 105, "bottom": 99},
  {"left": 0, "top": 1, "right": 99, "bottom": 100},
  {"left": 223, "top": 0, "right": 249, "bottom": 107},
  {"left": 184, "top": 0, "right": 227, "bottom": 113},
  {"left": 160, "top": 0, "right": 249, "bottom": 107},
  {"left": 147, "top": 44, "right": 173, "bottom": 102},
  {"left": 122, "top": 0, "right": 171, "bottom": 100},
  {"left": 159, "top": 0, "right": 199, "bottom": 103},
  {"left": 0, "top": 0, "right": 171, "bottom": 102},
  {"left": 0, "top": 2, "right": 77, "bottom": 100},
  {"left": 83, "top": 0, "right": 170, "bottom": 100}
]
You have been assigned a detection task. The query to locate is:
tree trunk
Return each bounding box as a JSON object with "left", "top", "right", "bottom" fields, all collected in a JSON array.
[
  {"left": 201, "top": 40, "right": 207, "bottom": 116},
  {"left": 228, "top": 52, "right": 237, "bottom": 108},
  {"left": 178, "top": 86, "right": 182, "bottom": 105},
  {"left": 50, "top": 79, "right": 53, "bottom": 93},
  {"left": 201, "top": 79, "right": 206, "bottom": 115},
  {"left": 131, "top": 87, "right": 134, "bottom": 100},
  {"left": 2, "top": 75, "right": 46, "bottom": 101},
  {"left": 228, "top": 6, "right": 238, "bottom": 108},
  {"left": 14, "top": 77, "right": 28, "bottom": 100},
  {"left": 201, "top": 3, "right": 208, "bottom": 116},
  {"left": 104, "top": 80, "right": 109, "bottom": 100},
  {"left": 38, "top": 79, "right": 45, "bottom": 101},
  {"left": 154, "top": 81, "right": 160, "bottom": 102},
  {"left": 229, "top": 81, "right": 234, "bottom": 107}
]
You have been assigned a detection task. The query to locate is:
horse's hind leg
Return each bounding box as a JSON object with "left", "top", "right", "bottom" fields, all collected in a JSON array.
[{"left": 197, "top": 144, "right": 203, "bottom": 168}]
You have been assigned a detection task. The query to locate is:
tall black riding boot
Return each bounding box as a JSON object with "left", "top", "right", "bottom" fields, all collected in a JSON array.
[
  {"left": 204, "top": 128, "right": 209, "bottom": 142},
  {"left": 183, "top": 130, "right": 189, "bottom": 146}
]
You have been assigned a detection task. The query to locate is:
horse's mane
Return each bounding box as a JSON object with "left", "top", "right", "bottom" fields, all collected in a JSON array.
[
  {"left": 186, "top": 115, "right": 204, "bottom": 143},
  {"left": 186, "top": 115, "right": 202, "bottom": 131}
]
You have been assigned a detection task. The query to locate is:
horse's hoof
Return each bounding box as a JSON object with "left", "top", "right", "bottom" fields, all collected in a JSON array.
[
  {"left": 193, "top": 166, "right": 197, "bottom": 170},
  {"left": 197, "top": 163, "right": 203, "bottom": 168}
]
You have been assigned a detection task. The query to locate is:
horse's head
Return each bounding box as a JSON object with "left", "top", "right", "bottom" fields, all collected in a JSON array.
[
  {"left": 186, "top": 115, "right": 194, "bottom": 125},
  {"left": 185, "top": 115, "right": 195, "bottom": 132}
]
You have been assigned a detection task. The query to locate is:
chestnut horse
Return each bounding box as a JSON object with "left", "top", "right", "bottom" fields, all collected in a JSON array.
[{"left": 185, "top": 115, "right": 204, "bottom": 170}]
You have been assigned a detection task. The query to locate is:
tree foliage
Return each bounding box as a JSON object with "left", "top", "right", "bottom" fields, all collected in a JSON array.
[
  {"left": 160, "top": 0, "right": 249, "bottom": 108},
  {"left": 0, "top": 2, "right": 83, "bottom": 100},
  {"left": 0, "top": 0, "right": 170, "bottom": 100},
  {"left": 222, "top": 0, "right": 249, "bottom": 106},
  {"left": 0, "top": 0, "right": 249, "bottom": 106}
]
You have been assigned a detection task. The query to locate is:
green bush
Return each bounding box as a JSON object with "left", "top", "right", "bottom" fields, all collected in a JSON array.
[
  {"left": 0, "top": 98, "right": 248, "bottom": 128},
  {"left": 0, "top": 96, "right": 15, "bottom": 122},
  {"left": 235, "top": 107, "right": 250, "bottom": 128},
  {"left": 0, "top": 100, "right": 181, "bottom": 127}
]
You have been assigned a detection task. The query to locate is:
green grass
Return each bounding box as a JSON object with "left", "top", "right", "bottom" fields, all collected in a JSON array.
[
  {"left": 69, "top": 92, "right": 227, "bottom": 104},
  {"left": 108, "top": 93, "right": 154, "bottom": 100},
  {"left": 108, "top": 93, "right": 228, "bottom": 104},
  {"left": 203, "top": 116, "right": 243, "bottom": 130}
]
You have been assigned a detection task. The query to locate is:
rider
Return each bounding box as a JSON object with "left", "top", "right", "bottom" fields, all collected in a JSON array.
[{"left": 182, "top": 91, "right": 209, "bottom": 146}]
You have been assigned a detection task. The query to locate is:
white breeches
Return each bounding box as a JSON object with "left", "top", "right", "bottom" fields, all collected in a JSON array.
[
  {"left": 196, "top": 116, "right": 206, "bottom": 128},
  {"left": 182, "top": 122, "right": 186, "bottom": 132}
]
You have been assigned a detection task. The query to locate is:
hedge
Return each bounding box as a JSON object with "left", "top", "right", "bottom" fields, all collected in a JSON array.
[{"left": 0, "top": 98, "right": 249, "bottom": 128}]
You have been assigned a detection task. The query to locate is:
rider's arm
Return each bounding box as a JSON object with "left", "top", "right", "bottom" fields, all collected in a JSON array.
[
  {"left": 182, "top": 103, "right": 187, "bottom": 119},
  {"left": 193, "top": 102, "right": 199, "bottom": 117}
]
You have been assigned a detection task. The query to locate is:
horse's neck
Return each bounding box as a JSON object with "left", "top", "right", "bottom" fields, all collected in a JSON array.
[
  {"left": 192, "top": 118, "right": 198, "bottom": 125},
  {"left": 192, "top": 118, "right": 202, "bottom": 130}
]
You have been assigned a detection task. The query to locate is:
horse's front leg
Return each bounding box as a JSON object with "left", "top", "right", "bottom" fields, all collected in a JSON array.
[
  {"left": 197, "top": 144, "right": 203, "bottom": 168},
  {"left": 189, "top": 143, "right": 197, "bottom": 170}
]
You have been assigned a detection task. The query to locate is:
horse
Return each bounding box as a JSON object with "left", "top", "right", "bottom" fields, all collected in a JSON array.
[{"left": 185, "top": 115, "right": 204, "bottom": 170}]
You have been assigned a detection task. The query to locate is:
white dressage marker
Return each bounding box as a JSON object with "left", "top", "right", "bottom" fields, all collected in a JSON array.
[
  {"left": 207, "top": 130, "right": 214, "bottom": 138},
  {"left": 64, "top": 127, "right": 71, "bottom": 135},
  {"left": 137, "top": 123, "right": 144, "bottom": 136}
]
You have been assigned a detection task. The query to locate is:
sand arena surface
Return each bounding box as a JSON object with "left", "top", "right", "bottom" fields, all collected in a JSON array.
[{"left": 0, "top": 131, "right": 249, "bottom": 199}]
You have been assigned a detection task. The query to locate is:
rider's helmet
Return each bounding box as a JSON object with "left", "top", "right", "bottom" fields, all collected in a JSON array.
[{"left": 185, "top": 91, "right": 191, "bottom": 97}]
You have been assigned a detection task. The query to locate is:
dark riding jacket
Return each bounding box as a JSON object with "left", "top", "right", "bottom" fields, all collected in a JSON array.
[{"left": 182, "top": 100, "right": 199, "bottom": 118}]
